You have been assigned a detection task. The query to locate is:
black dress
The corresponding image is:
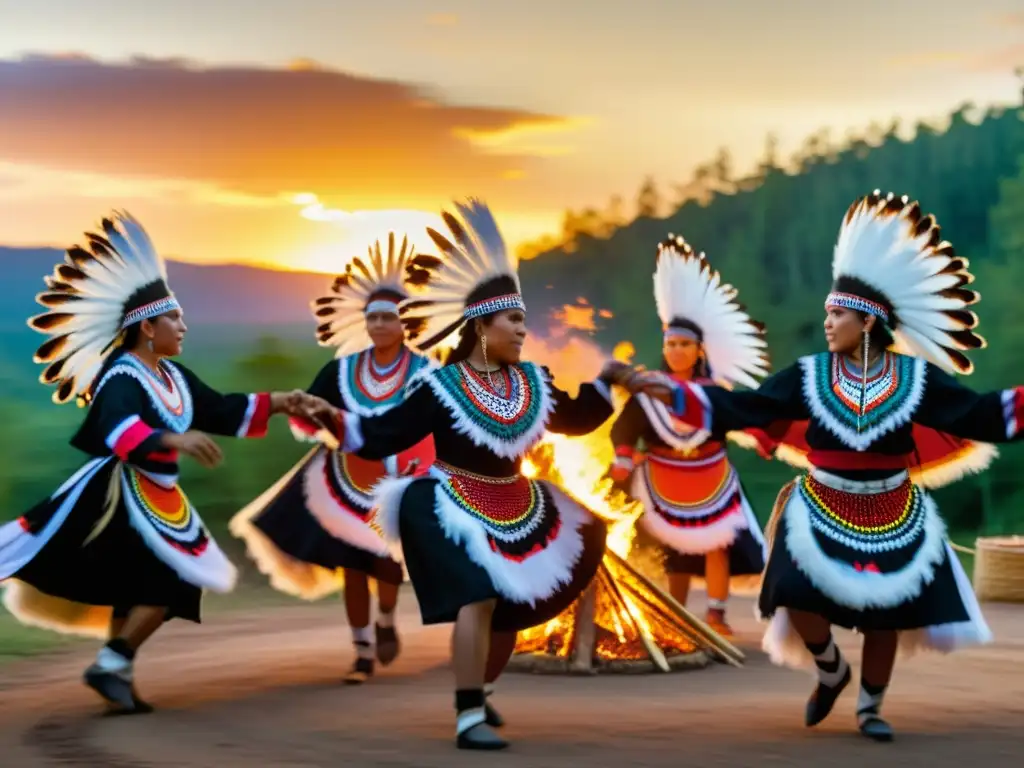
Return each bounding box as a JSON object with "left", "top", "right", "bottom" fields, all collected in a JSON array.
[
  {"left": 668, "top": 350, "right": 1021, "bottom": 667},
  {"left": 328, "top": 360, "right": 613, "bottom": 631},
  {"left": 610, "top": 385, "right": 766, "bottom": 578},
  {"left": 233, "top": 347, "right": 434, "bottom": 597},
  {"left": 0, "top": 350, "right": 270, "bottom": 636}
]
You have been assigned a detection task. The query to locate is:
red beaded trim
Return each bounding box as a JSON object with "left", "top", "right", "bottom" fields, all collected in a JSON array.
[{"left": 803, "top": 475, "right": 913, "bottom": 533}]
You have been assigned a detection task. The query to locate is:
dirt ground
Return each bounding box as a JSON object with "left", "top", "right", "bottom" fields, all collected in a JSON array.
[{"left": 1, "top": 592, "right": 1022, "bottom": 767}]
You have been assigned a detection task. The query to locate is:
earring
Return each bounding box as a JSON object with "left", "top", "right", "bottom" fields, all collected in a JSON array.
[
  {"left": 481, "top": 334, "right": 495, "bottom": 388},
  {"left": 858, "top": 328, "right": 870, "bottom": 430},
  {"left": 147, "top": 338, "right": 155, "bottom": 353}
]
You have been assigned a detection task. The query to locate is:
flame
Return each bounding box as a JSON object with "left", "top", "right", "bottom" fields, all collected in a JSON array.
[{"left": 519, "top": 333, "right": 643, "bottom": 556}]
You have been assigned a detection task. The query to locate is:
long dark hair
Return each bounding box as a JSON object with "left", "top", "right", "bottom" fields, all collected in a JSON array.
[
  {"left": 660, "top": 318, "right": 711, "bottom": 379},
  {"left": 82, "top": 321, "right": 148, "bottom": 405},
  {"left": 445, "top": 314, "right": 497, "bottom": 365}
]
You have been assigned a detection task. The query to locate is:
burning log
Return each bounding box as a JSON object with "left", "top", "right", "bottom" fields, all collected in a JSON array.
[{"left": 509, "top": 442, "right": 745, "bottom": 675}]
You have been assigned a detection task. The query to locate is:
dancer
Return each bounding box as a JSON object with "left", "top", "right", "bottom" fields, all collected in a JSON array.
[
  {"left": 295, "top": 199, "right": 665, "bottom": 750},
  {"left": 230, "top": 233, "right": 438, "bottom": 685},
  {"left": 0, "top": 212, "right": 330, "bottom": 714},
  {"left": 609, "top": 235, "right": 770, "bottom": 636},
  {"left": 657, "top": 191, "right": 1016, "bottom": 741}
]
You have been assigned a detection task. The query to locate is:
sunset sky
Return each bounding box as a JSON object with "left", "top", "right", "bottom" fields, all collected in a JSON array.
[{"left": 1, "top": 0, "right": 1021, "bottom": 274}]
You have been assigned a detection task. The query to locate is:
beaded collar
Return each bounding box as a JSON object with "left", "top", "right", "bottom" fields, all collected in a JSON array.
[
  {"left": 93, "top": 355, "right": 194, "bottom": 433},
  {"left": 800, "top": 351, "right": 925, "bottom": 451},
  {"left": 337, "top": 347, "right": 429, "bottom": 417},
  {"left": 424, "top": 361, "right": 554, "bottom": 459}
]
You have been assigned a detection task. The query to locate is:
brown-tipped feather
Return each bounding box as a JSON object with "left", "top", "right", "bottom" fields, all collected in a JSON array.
[
  {"left": 312, "top": 296, "right": 336, "bottom": 306},
  {"left": 947, "top": 329, "right": 986, "bottom": 349},
  {"left": 316, "top": 322, "right": 333, "bottom": 335},
  {"left": 42, "top": 358, "right": 66, "bottom": 383},
  {"left": 942, "top": 309, "right": 979, "bottom": 329},
  {"left": 331, "top": 274, "right": 352, "bottom": 293},
  {"left": 35, "top": 292, "right": 82, "bottom": 308},
  {"left": 946, "top": 348, "right": 973, "bottom": 375},
  {"left": 410, "top": 254, "right": 443, "bottom": 269},
  {"left": 426, "top": 227, "right": 455, "bottom": 253},
  {"left": 55, "top": 264, "right": 87, "bottom": 282},
  {"left": 56, "top": 379, "right": 76, "bottom": 404},
  {"left": 398, "top": 298, "right": 436, "bottom": 314},
  {"left": 401, "top": 317, "right": 428, "bottom": 339},
  {"left": 44, "top": 277, "right": 76, "bottom": 292},
  {"left": 314, "top": 306, "right": 334, "bottom": 318},
  {"left": 29, "top": 312, "right": 74, "bottom": 331},
  {"left": 33, "top": 334, "right": 69, "bottom": 362},
  {"left": 66, "top": 246, "right": 95, "bottom": 266},
  {"left": 941, "top": 287, "right": 980, "bottom": 305}
]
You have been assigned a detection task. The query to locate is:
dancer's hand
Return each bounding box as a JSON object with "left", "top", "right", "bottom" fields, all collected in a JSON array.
[
  {"left": 629, "top": 371, "right": 676, "bottom": 403},
  {"left": 162, "top": 431, "right": 223, "bottom": 468}
]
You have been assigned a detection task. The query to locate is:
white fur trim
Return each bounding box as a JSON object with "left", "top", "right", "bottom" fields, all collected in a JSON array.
[
  {"left": 303, "top": 450, "right": 391, "bottom": 557},
  {"left": 799, "top": 353, "right": 926, "bottom": 451},
  {"left": 384, "top": 466, "right": 589, "bottom": 605},
  {"left": 782, "top": 481, "right": 946, "bottom": 610},
  {"left": 423, "top": 362, "right": 554, "bottom": 459},
  {"left": 121, "top": 470, "right": 237, "bottom": 593},
  {"left": 898, "top": 541, "right": 993, "bottom": 657},
  {"left": 632, "top": 457, "right": 749, "bottom": 555},
  {"left": 636, "top": 392, "right": 710, "bottom": 453},
  {"left": 759, "top": 542, "right": 993, "bottom": 672},
  {"left": 229, "top": 448, "right": 344, "bottom": 600},
  {"left": 367, "top": 474, "right": 418, "bottom": 561},
  {"left": 1, "top": 580, "right": 111, "bottom": 639}
]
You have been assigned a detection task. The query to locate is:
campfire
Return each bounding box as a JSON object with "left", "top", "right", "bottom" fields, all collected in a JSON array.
[{"left": 509, "top": 440, "right": 744, "bottom": 675}]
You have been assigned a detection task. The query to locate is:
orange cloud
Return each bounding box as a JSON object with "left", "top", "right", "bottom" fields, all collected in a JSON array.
[{"left": 0, "top": 55, "right": 586, "bottom": 204}]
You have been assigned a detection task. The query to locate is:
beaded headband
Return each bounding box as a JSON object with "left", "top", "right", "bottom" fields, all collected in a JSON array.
[
  {"left": 121, "top": 295, "right": 181, "bottom": 329},
  {"left": 664, "top": 326, "right": 700, "bottom": 341},
  {"left": 364, "top": 298, "right": 401, "bottom": 315},
  {"left": 825, "top": 291, "right": 890, "bottom": 325},
  {"left": 463, "top": 292, "right": 525, "bottom": 320}
]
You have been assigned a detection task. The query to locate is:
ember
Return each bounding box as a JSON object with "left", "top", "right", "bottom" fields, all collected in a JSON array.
[{"left": 509, "top": 440, "right": 744, "bottom": 675}]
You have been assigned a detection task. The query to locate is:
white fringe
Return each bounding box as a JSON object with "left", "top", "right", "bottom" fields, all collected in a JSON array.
[
  {"left": 303, "top": 451, "right": 392, "bottom": 558},
  {"left": 423, "top": 363, "right": 555, "bottom": 460},
  {"left": 228, "top": 447, "right": 344, "bottom": 600},
  {"left": 800, "top": 353, "right": 926, "bottom": 452},
  {"left": 373, "top": 468, "right": 589, "bottom": 606},
  {"left": 631, "top": 462, "right": 748, "bottom": 555},
  {"left": 1, "top": 580, "right": 111, "bottom": 639},
  {"left": 783, "top": 481, "right": 946, "bottom": 610}
]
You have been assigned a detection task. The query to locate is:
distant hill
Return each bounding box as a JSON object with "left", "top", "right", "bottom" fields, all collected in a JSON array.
[{"left": 0, "top": 247, "right": 333, "bottom": 328}]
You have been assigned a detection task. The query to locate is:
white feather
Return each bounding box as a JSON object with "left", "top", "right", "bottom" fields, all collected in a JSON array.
[
  {"left": 28, "top": 211, "right": 175, "bottom": 404},
  {"left": 309, "top": 233, "right": 423, "bottom": 358},
  {"left": 399, "top": 199, "right": 520, "bottom": 349},
  {"left": 653, "top": 235, "right": 770, "bottom": 389},
  {"left": 831, "top": 192, "right": 985, "bottom": 375}
]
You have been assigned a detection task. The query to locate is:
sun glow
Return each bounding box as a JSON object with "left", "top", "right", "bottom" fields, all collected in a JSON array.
[{"left": 289, "top": 193, "right": 447, "bottom": 274}]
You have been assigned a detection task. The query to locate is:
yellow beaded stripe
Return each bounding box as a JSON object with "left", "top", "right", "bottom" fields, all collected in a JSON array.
[{"left": 799, "top": 475, "right": 915, "bottom": 535}]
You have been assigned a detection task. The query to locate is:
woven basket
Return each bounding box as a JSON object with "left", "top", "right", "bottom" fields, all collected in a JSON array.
[{"left": 972, "top": 536, "right": 1024, "bottom": 603}]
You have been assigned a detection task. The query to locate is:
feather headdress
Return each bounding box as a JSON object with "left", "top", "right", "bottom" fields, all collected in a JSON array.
[
  {"left": 827, "top": 190, "right": 985, "bottom": 375},
  {"left": 400, "top": 199, "right": 523, "bottom": 351},
  {"left": 310, "top": 232, "right": 439, "bottom": 357},
  {"left": 654, "top": 234, "right": 770, "bottom": 389},
  {"left": 28, "top": 212, "right": 180, "bottom": 405}
]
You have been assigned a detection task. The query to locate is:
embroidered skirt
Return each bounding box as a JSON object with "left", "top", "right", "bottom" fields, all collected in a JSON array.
[
  {"left": 371, "top": 463, "right": 607, "bottom": 631},
  {"left": 757, "top": 469, "right": 991, "bottom": 668},
  {"left": 631, "top": 452, "right": 766, "bottom": 575},
  {"left": 0, "top": 457, "right": 235, "bottom": 637},
  {"left": 231, "top": 447, "right": 403, "bottom": 600}
]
